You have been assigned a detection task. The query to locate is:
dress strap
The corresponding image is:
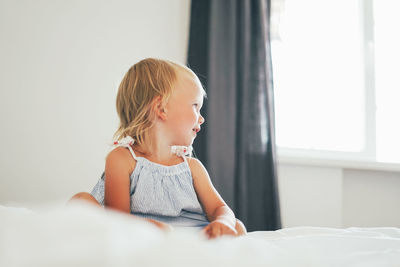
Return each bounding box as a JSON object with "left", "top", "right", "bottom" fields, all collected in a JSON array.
[
  {"left": 171, "top": 145, "right": 193, "bottom": 161},
  {"left": 113, "top": 136, "right": 138, "bottom": 160},
  {"left": 113, "top": 138, "right": 192, "bottom": 161}
]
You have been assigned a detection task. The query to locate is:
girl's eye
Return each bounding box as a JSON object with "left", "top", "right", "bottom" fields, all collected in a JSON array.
[{"left": 193, "top": 103, "right": 202, "bottom": 111}]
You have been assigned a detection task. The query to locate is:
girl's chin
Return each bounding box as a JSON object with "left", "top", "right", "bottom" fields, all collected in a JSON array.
[{"left": 174, "top": 140, "right": 193, "bottom": 147}]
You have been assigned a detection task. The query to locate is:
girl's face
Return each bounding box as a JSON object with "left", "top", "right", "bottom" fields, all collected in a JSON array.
[{"left": 164, "top": 72, "right": 205, "bottom": 146}]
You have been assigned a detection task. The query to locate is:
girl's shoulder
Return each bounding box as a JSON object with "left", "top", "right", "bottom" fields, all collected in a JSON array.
[
  {"left": 106, "top": 146, "right": 137, "bottom": 175},
  {"left": 186, "top": 157, "right": 209, "bottom": 180}
]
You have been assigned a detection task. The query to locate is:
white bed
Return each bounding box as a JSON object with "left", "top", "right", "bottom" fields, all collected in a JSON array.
[{"left": 1, "top": 203, "right": 399, "bottom": 267}]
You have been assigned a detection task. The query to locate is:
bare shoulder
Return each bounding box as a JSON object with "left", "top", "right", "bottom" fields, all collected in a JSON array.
[
  {"left": 187, "top": 157, "right": 209, "bottom": 181},
  {"left": 106, "top": 146, "right": 136, "bottom": 174}
]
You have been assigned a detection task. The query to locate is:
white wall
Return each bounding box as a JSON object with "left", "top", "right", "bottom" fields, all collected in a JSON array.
[
  {"left": 343, "top": 169, "right": 400, "bottom": 227},
  {"left": 278, "top": 164, "right": 343, "bottom": 227},
  {"left": 278, "top": 161, "right": 400, "bottom": 228},
  {"left": 0, "top": 0, "right": 191, "bottom": 207}
]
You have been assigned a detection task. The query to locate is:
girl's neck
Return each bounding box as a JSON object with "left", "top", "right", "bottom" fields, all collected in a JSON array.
[
  {"left": 133, "top": 133, "right": 182, "bottom": 166},
  {"left": 134, "top": 145, "right": 183, "bottom": 166}
]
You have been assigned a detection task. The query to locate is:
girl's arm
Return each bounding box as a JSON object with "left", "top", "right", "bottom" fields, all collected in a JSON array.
[
  {"left": 104, "top": 147, "right": 134, "bottom": 213},
  {"left": 188, "top": 158, "right": 238, "bottom": 238}
]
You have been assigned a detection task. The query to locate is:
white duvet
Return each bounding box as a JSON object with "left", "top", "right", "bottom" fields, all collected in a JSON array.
[{"left": 1, "top": 203, "right": 399, "bottom": 267}]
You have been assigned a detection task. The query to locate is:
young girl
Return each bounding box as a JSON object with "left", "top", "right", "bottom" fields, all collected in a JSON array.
[{"left": 70, "top": 58, "right": 246, "bottom": 239}]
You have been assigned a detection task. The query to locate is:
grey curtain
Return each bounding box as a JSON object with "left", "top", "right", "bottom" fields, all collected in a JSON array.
[{"left": 188, "top": 0, "right": 281, "bottom": 231}]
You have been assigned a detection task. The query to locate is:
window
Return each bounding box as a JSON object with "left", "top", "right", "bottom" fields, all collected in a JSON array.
[
  {"left": 271, "top": 0, "right": 400, "bottom": 163},
  {"left": 374, "top": 1, "right": 400, "bottom": 163}
]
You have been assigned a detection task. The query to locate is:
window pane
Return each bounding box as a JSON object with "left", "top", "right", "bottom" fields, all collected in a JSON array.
[
  {"left": 272, "top": 0, "right": 365, "bottom": 152},
  {"left": 375, "top": 0, "right": 400, "bottom": 163}
]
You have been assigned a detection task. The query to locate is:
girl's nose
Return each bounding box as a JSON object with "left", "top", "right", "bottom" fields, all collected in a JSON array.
[{"left": 199, "top": 115, "right": 205, "bottom": 125}]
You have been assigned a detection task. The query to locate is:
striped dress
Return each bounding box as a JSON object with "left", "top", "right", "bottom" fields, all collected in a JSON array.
[{"left": 90, "top": 139, "right": 209, "bottom": 228}]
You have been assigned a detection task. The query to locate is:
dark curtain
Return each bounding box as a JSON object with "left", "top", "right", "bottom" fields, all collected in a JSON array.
[{"left": 188, "top": 0, "right": 281, "bottom": 231}]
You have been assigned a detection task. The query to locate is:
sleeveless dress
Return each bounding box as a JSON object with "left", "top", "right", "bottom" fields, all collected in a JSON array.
[{"left": 90, "top": 138, "right": 210, "bottom": 228}]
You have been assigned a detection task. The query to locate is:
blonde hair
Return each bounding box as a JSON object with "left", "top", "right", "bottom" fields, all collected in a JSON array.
[{"left": 114, "top": 58, "right": 200, "bottom": 148}]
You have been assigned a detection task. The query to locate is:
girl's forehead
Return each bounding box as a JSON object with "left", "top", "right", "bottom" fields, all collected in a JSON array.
[{"left": 173, "top": 72, "right": 205, "bottom": 98}]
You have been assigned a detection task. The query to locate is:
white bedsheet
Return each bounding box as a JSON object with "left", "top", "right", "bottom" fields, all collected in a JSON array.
[{"left": 1, "top": 203, "right": 399, "bottom": 267}]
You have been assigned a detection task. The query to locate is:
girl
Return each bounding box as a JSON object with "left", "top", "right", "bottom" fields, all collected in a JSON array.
[{"left": 70, "top": 58, "right": 246, "bottom": 239}]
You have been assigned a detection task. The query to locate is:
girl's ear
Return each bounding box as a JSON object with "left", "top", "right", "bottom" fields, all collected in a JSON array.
[{"left": 152, "top": 96, "right": 167, "bottom": 121}]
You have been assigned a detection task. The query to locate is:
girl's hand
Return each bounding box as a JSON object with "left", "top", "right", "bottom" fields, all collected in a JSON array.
[{"left": 202, "top": 220, "right": 237, "bottom": 239}]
